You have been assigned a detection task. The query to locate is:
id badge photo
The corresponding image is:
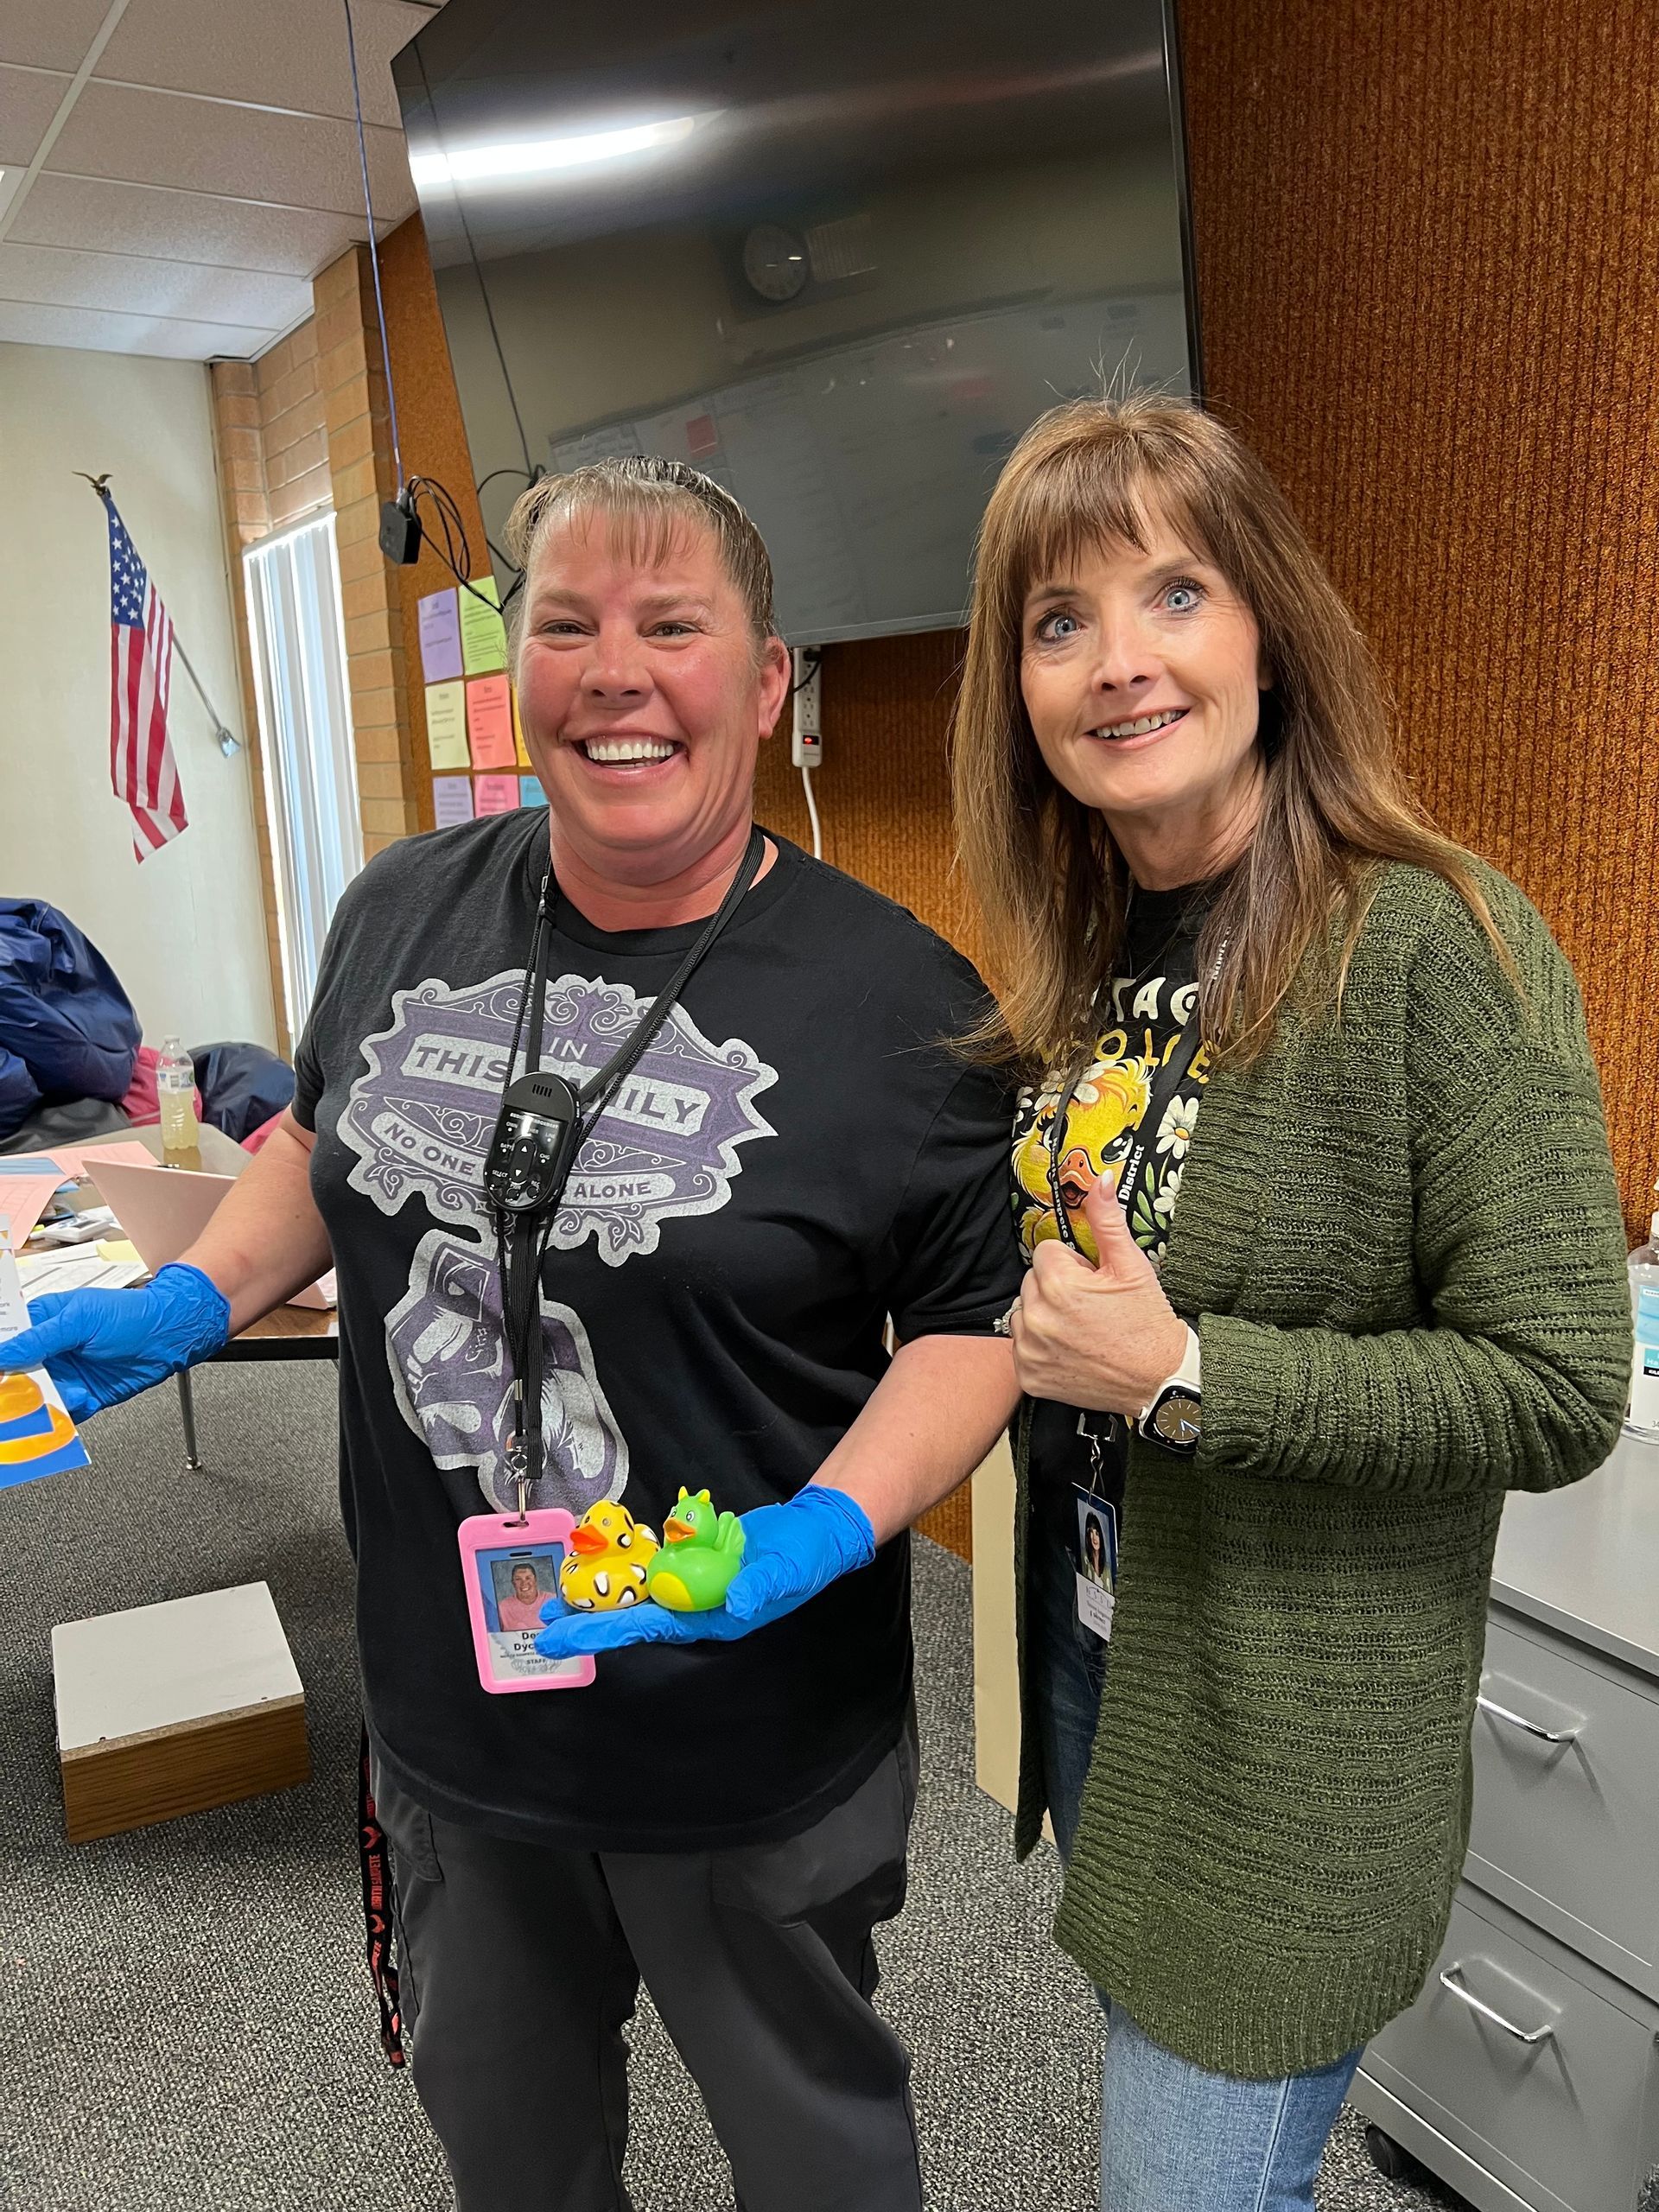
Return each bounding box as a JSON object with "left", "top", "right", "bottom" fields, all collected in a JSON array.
[
  {"left": 457, "top": 1510, "right": 595, "bottom": 1695},
  {"left": 1072, "top": 1488, "right": 1118, "bottom": 1643}
]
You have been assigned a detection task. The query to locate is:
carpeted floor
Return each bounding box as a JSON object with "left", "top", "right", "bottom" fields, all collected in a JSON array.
[{"left": 0, "top": 1363, "right": 1465, "bottom": 2212}]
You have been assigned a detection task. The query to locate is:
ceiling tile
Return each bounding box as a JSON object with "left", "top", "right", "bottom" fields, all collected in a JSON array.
[
  {"left": 0, "top": 0, "right": 116, "bottom": 73},
  {"left": 0, "top": 296, "right": 276, "bottom": 357},
  {"left": 45, "top": 78, "right": 416, "bottom": 219},
  {"left": 93, "top": 0, "right": 435, "bottom": 130},
  {"left": 12, "top": 173, "right": 371, "bottom": 276},
  {"left": 0, "top": 238, "right": 312, "bottom": 326},
  {"left": 0, "top": 63, "right": 72, "bottom": 165}
]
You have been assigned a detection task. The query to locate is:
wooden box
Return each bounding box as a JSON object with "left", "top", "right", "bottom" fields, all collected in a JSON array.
[{"left": 52, "top": 1581, "right": 309, "bottom": 1843}]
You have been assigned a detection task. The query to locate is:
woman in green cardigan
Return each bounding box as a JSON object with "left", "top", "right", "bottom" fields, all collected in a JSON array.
[{"left": 951, "top": 394, "right": 1631, "bottom": 2210}]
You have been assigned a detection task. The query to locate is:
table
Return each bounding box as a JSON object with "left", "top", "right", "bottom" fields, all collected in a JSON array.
[
  {"left": 166, "top": 1302, "right": 339, "bottom": 1468},
  {"left": 68, "top": 1128, "right": 340, "bottom": 1465}
]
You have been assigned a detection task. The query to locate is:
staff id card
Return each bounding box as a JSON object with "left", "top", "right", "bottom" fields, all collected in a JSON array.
[
  {"left": 1072, "top": 1489, "right": 1118, "bottom": 1642},
  {"left": 457, "top": 1510, "right": 595, "bottom": 1694}
]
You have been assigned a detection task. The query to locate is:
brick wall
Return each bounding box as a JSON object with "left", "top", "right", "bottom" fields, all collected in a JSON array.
[
  {"left": 312, "top": 247, "right": 417, "bottom": 859},
  {"left": 207, "top": 357, "right": 286, "bottom": 1048},
  {"left": 208, "top": 245, "right": 429, "bottom": 1043}
]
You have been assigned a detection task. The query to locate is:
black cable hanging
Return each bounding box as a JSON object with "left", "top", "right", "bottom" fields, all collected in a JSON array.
[{"left": 343, "top": 0, "right": 529, "bottom": 608}]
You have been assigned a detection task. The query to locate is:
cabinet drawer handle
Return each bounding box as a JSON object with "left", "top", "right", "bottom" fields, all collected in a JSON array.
[
  {"left": 1476, "top": 1693, "right": 1580, "bottom": 1745},
  {"left": 1438, "top": 1965, "right": 1555, "bottom": 2044}
]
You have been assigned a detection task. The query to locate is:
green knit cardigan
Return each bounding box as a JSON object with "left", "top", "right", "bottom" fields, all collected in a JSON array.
[{"left": 1013, "top": 860, "right": 1632, "bottom": 2079}]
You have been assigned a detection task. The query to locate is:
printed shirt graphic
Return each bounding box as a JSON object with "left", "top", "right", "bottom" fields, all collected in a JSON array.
[
  {"left": 337, "top": 964, "right": 775, "bottom": 1516},
  {"left": 291, "top": 813, "right": 1022, "bottom": 1853},
  {"left": 1011, "top": 978, "right": 1211, "bottom": 1267},
  {"left": 1013, "top": 883, "right": 1214, "bottom": 1523}
]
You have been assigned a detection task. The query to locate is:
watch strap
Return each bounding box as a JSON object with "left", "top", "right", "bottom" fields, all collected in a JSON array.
[{"left": 1136, "top": 1325, "right": 1201, "bottom": 1427}]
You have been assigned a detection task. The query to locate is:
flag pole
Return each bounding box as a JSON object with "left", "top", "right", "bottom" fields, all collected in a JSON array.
[{"left": 79, "top": 473, "right": 242, "bottom": 758}]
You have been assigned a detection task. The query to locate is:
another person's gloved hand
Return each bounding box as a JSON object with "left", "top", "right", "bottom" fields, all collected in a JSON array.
[
  {"left": 0, "top": 1262, "right": 232, "bottom": 1421},
  {"left": 535, "top": 1484, "right": 876, "bottom": 1658}
]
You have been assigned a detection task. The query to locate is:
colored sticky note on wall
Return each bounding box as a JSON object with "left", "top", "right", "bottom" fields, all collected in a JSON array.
[
  {"left": 474, "top": 774, "right": 520, "bottom": 815},
  {"left": 460, "top": 575, "right": 508, "bottom": 674},
  {"left": 417, "top": 588, "right": 463, "bottom": 683},
  {"left": 518, "top": 775, "right": 546, "bottom": 808},
  {"left": 424, "top": 681, "right": 470, "bottom": 771},
  {"left": 512, "top": 686, "right": 531, "bottom": 767},
  {"left": 467, "top": 675, "right": 516, "bottom": 769},
  {"left": 432, "top": 776, "right": 474, "bottom": 827}
]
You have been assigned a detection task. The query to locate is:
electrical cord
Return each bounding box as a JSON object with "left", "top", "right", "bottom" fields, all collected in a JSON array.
[
  {"left": 800, "top": 766, "right": 823, "bottom": 860},
  {"left": 477, "top": 466, "right": 535, "bottom": 499},
  {"left": 342, "top": 0, "right": 404, "bottom": 489},
  {"left": 346, "top": 7, "right": 531, "bottom": 611},
  {"left": 412, "top": 36, "right": 535, "bottom": 480}
]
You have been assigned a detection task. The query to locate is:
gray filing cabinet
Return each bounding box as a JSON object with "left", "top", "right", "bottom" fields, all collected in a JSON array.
[{"left": 1351, "top": 1435, "right": 1659, "bottom": 2212}]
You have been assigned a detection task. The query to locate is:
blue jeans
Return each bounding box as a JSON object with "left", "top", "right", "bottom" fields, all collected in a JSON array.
[{"left": 1030, "top": 1511, "right": 1360, "bottom": 2212}]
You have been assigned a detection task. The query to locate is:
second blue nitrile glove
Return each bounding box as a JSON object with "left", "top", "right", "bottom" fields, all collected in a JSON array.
[
  {"left": 0, "top": 1262, "right": 232, "bottom": 1421},
  {"left": 535, "top": 1483, "right": 877, "bottom": 1658}
]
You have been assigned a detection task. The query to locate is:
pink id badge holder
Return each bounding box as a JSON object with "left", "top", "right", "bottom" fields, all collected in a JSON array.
[{"left": 457, "top": 1509, "right": 596, "bottom": 1695}]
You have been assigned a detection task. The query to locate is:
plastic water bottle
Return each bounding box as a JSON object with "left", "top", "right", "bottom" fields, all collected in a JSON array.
[
  {"left": 156, "top": 1036, "right": 201, "bottom": 1172},
  {"left": 1627, "top": 1209, "right": 1659, "bottom": 1443}
]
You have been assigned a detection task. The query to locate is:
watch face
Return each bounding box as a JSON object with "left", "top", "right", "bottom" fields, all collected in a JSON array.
[
  {"left": 1150, "top": 1389, "right": 1201, "bottom": 1450},
  {"left": 741, "top": 223, "right": 808, "bottom": 302}
]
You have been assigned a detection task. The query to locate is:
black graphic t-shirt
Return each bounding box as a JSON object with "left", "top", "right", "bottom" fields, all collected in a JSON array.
[
  {"left": 294, "top": 813, "right": 1021, "bottom": 1852},
  {"left": 1009, "top": 884, "right": 1214, "bottom": 1527}
]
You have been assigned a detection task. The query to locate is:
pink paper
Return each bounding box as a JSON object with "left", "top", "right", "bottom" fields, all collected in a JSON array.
[
  {"left": 467, "top": 675, "right": 517, "bottom": 769},
  {"left": 0, "top": 1172, "right": 66, "bottom": 1246},
  {"left": 474, "top": 774, "right": 520, "bottom": 815},
  {"left": 433, "top": 777, "right": 475, "bottom": 827}
]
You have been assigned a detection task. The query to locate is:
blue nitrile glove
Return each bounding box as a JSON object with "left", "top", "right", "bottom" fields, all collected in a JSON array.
[
  {"left": 535, "top": 1484, "right": 877, "bottom": 1658},
  {"left": 0, "top": 1262, "right": 232, "bottom": 1421}
]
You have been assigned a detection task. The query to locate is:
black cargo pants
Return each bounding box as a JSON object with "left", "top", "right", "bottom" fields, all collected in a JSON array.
[{"left": 372, "top": 1713, "right": 922, "bottom": 2212}]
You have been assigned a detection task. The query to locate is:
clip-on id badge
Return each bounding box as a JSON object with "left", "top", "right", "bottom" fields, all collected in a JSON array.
[
  {"left": 458, "top": 1510, "right": 596, "bottom": 1695},
  {"left": 1072, "top": 1483, "right": 1119, "bottom": 1643}
]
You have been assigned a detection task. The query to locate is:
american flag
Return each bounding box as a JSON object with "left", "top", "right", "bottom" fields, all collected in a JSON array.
[{"left": 106, "top": 497, "right": 188, "bottom": 859}]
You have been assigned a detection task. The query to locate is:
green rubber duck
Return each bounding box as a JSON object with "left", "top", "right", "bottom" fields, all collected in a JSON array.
[{"left": 645, "top": 1488, "right": 747, "bottom": 1612}]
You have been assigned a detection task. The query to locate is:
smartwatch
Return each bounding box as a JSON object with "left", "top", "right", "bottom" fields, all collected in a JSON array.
[{"left": 1137, "top": 1325, "right": 1202, "bottom": 1454}]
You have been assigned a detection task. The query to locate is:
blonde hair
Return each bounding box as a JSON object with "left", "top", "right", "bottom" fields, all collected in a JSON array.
[
  {"left": 502, "top": 456, "right": 776, "bottom": 658},
  {"left": 951, "top": 393, "right": 1506, "bottom": 1071}
]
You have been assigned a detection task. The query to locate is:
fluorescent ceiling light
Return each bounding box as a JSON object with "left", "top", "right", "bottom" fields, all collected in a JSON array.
[{"left": 410, "top": 115, "right": 706, "bottom": 190}]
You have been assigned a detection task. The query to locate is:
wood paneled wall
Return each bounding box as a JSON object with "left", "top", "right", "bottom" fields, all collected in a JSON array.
[
  {"left": 378, "top": 213, "right": 493, "bottom": 845},
  {"left": 755, "top": 633, "right": 983, "bottom": 1560},
  {"left": 1178, "top": 0, "right": 1659, "bottom": 1237}
]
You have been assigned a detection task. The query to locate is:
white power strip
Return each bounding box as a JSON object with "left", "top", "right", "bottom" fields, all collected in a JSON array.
[{"left": 791, "top": 647, "right": 823, "bottom": 857}]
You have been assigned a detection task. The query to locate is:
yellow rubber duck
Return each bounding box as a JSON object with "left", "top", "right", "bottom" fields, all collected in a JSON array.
[{"left": 557, "top": 1500, "right": 660, "bottom": 1612}]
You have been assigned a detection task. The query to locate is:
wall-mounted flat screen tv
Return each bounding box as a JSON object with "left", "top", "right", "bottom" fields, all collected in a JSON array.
[{"left": 395, "top": 0, "right": 1198, "bottom": 645}]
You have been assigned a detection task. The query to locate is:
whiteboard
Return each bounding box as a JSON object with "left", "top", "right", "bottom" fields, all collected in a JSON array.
[{"left": 549, "top": 289, "right": 1192, "bottom": 645}]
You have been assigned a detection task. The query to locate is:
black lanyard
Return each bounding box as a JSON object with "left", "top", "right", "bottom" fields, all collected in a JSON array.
[{"left": 491, "top": 826, "right": 766, "bottom": 1514}]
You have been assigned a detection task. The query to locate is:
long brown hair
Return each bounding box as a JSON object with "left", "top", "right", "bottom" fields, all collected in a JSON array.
[{"left": 951, "top": 394, "right": 1505, "bottom": 1071}]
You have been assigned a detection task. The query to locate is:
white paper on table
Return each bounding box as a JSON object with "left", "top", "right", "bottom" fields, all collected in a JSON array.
[
  {"left": 0, "top": 1231, "right": 29, "bottom": 1337},
  {"left": 18, "top": 1248, "right": 146, "bottom": 1298}
]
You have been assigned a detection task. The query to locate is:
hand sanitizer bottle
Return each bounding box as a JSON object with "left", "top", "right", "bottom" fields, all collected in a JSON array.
[{"left": 1628, "top": 1204, "right": 1659, "bottom": 1443}]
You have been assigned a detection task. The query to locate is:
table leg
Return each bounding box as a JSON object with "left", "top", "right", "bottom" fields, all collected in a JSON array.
[{"left": 177, "top": 1369, "right": 201, "bottom": 1471}]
